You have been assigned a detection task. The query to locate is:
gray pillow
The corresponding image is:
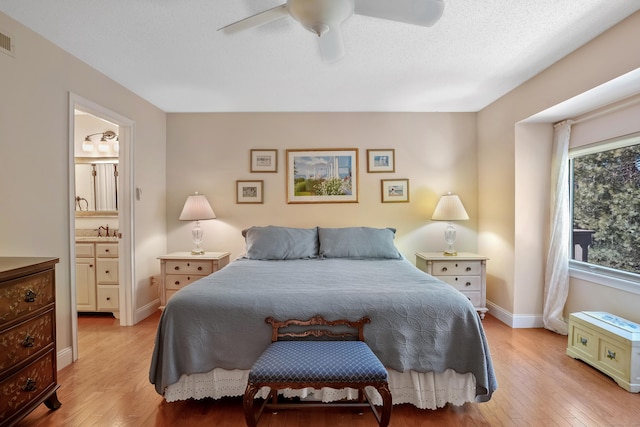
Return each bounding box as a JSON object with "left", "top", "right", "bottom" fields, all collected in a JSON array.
[
  {"left": 243, "top": 226, "right": 319, "bottom": 260},
  {"left": 318, "top": 227, "right": 402, "bottom": 259}
]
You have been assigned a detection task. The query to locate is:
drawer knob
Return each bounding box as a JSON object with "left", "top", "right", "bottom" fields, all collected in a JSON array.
[
  {"left": 174, "top": 266, "right": 180, "bottom": 271},
  {"left": 580, "top": 337, "right": 588, "bottom": 346},
  {"left": 106, "top": 297, "right": 111, "bottom": 301},
  {"left": 22, "top": 335, "right": 35, "bottom": 347},
  {"left": 197, "top": 266, "right": 203, "bottom": 271},
  {"left": 24, "top": 289, "right": 37, "bottom": 303},
  {"left": 105, "top": 270, "right": 110, "bottom": 274},
  {"left": 441, "top": 267, "right": 448, "bottom": 272},
  {"left": 606, "top": 350, "right": 617, "bottom": 360},
  {"left": 23, "top": 378, "right": 37, "bottom": 392},
  {"left": 174, "top": 281, "right": 181, "bottom": 285},
  {"left": 466, "top": 267, "right": 471, "bottom": 272},
  {"left": 465, "top": 282, "right": 471, "bottom": 287},
  {"left": 105, "top": 249, "right": 110, "bottom": 252}
]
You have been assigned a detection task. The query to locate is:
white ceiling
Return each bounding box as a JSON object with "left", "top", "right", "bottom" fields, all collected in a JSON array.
[{"left": 1, "top": 1, "right": 639, "bottom": 113}]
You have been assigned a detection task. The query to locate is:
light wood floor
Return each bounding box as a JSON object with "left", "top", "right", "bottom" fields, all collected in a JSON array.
[{"left": 18, "top": 312, "right": 640, "bottom": 427}]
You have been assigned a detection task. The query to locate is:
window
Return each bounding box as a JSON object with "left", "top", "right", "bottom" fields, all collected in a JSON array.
[{"left": 570, "top": 133, "right": 640, "bottom": 284}]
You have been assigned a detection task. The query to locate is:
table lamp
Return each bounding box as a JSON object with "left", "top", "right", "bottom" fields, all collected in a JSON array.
[
  {"left": 179, "top": 192, "right": 216, "bottom": 255},
  {"left": 431, "top": 192, "right": 469, "bottom": 256}
]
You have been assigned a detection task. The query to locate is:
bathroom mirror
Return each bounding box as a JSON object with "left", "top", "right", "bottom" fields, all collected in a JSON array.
[{"left": 75, "top": 157, "right": 118, "bottom": 217}]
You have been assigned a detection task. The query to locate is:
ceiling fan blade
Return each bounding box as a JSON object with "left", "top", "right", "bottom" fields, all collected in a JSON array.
[
  {"left": 354, "top": 0, "right": 444, "bottom": 27},
  {"left": 317, "top": 26, "right": 345, "bottom": 63},
  {"left": 218, "top": 4, "right": 289, "bottom": 34}
]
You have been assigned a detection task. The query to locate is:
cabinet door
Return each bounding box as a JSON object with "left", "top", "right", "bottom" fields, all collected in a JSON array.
[{"left": 76, "top": 258, "right": 96, "bottom": 311}]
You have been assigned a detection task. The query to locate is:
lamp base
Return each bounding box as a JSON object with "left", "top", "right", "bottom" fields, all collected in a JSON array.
[
  {"left": 443, "top": 250, "right": 458, "bottom": 256},
  {"left": 191, "top": 248, "right": 205, "bottom": 255}
]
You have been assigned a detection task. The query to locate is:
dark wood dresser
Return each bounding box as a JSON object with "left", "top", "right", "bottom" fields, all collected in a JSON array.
[{"left": 0, "top": 257, "right": 61, "bottom": 426}]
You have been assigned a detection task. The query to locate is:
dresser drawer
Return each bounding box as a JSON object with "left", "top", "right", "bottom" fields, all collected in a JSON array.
[
  {"left": 436, "top": 275, "right": 481, "bottom": 291},
  {"left": 0, "top": 310, "right": 54, "bottom": 376},
  {"left": 0, "top": 270, "right": 55, "bottom": 327},
  {"left": 96, "top": 243, "right": 118, "bottom": 258},
  {"left": 459, "top": 291, "right": 482, "bottom": 307},
  {"left": 431, "top": 261, "right": 481, "bottom": 276},
  {"left": 165, "top": 274, "right": 202, "bottom": 290},
  {"left": 0, "top": 349, "right": 56, "bottom": 423},
  {"left": 598, "top": 336, "right": 631, "bottom": 379},
  {"left": 568, "top": 323, "right": 597, "bottom": 361},
  {"left": 166, "top": 261, "right": 213, "bottom": 275}
]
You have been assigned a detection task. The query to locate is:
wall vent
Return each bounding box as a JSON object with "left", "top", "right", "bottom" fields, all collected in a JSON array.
[{"left": 0, "top": 30, "right": 14, "bottom": 57}]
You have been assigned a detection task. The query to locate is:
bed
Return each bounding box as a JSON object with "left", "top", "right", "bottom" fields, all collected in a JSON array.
[{"left": 149, "top": 226, "right": 497, "bottom": 409}]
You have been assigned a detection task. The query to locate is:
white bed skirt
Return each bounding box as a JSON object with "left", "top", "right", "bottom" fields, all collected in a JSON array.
[{"left": 163, "top": 368, "right": 477, "bottom": 410}]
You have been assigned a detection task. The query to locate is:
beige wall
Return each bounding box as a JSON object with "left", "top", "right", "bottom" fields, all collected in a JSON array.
[
  {"left": 478, "top": 11, "right": 640, "bottom": 326},
  {"left": 166, "top": 113, "right": 479, "bottom": 260},
  {"left": 0, "top": 12, "right": 167, "bottom": 365}
]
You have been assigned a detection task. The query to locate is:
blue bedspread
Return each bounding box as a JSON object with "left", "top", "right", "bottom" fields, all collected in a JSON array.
[{"left": 149, "top": 257, "right": 497, "bottom": 401}]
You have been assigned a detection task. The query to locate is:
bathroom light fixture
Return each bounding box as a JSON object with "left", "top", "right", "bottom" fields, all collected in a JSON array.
[
  {"left": 83, "top": 130, "right": 118, "bottom": 153},
  {"left": 179, "top": 192, "right": 217, "bottom": 255},
  {"left": 431, "top": 192, "right": 469, "bottom": 256}
]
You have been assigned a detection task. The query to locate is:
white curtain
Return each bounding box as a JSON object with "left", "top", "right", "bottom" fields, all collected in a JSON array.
[{"left": 543, "top": 120, "right": 572, "bottom": 335}]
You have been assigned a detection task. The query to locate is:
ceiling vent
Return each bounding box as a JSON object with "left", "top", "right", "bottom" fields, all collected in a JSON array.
[{"left": 0, "top": 30, "right": 14, "bottom": 57}]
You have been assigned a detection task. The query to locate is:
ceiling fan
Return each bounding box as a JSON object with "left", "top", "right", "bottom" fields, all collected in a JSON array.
[{"left": 219, "top": 0, "right": 445, "bottom": 63}]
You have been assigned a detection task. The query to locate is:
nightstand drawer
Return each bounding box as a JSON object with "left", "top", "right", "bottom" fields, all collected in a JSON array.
[
  {"left": 460, "top": 291, "right": 481, "bottom": 307},
  {"left": 166, "top": 261, "right": 213, "bottom": 275},
  {"left": 436, "top": 275, "right": 481, "bottom": 291},
  {"left": 165, "top": 274, "right": 202, "bottom": 290},
  {"left": 432, "top": 261, "right": 481, "bottom": 276}
]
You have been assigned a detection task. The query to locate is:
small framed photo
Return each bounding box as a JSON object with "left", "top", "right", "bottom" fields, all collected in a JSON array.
[
  {"left": 236, "top": 180, "right": 264, "bottom": 204},
  {"left": 367, "top": 149, "right": 395, "bottom": 173},
  {"left": 250, "top": 149, "right": 278, "bottom": 173},
  {"left": 381, "top": 179, "right": 409, "bottom": 203}
]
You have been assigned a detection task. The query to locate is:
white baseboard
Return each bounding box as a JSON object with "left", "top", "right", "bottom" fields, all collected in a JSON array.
[
  {"left": 57, "top": 345, "right": 73, "bottom": 371},
  {"left": 135, "top": 298, "right": 161, "bottom": 324},
  {"left": 486, "top": 300, "right": 544, "bottom": 328}
]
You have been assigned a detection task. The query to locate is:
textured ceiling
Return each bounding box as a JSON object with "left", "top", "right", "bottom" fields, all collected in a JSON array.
[{"left": 1, "top": 0, "right": 639, "bottom": 112}]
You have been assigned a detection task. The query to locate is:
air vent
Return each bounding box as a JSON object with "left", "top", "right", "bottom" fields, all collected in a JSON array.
[{"left": 0, "top": 30, "right": 14, "bottom": 57}]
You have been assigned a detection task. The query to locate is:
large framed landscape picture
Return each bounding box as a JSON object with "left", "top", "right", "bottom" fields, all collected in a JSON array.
[{"left": 286, "top": 149, "right": 358, "bottom": 203}]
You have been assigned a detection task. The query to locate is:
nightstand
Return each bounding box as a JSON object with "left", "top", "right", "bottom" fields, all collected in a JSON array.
[
  {"left": 158, "top": 252, "right": 230, "bottom": 308},
  {"left": 415, "top": 252, "right": 488, "bottom": 319}
]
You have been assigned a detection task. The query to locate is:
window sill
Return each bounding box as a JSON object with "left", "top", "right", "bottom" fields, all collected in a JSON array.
[{"left": 569, "top": 261, "right": 640, "bottom": 296}]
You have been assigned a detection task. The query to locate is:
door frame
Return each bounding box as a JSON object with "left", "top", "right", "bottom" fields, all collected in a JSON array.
[{"left": 68, "top": 92, "right": 136, "bottom": 361}]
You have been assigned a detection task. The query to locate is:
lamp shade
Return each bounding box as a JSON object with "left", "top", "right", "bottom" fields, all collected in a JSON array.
[
  {"left": 179, "top": 192, "right": 216, "bottom": 221},
  {"left": 431, "top": 193, "right": 469, "bottom": 221}
]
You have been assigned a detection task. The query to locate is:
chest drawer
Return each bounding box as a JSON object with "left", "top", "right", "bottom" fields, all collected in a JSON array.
[
  {"left": 436, "top": 275, "right": 481, "bottom": 291},
  {"left": 96, "top": 259, "right": 119, "bottom": 284},
  {"left": 431, "top": 260, "right": 481, "bottom": 276},
  {"left": 166, "top": 260, "right": 213, "bottom": 275},
  {"left": 0, "top": 270, "right": 55, "bottom": 328},
  {"left": 0, "top": 349, "right": 56, "bottom": 423},
  {"left": 0, "top": 310, "right": 54, "bottom": 376}
]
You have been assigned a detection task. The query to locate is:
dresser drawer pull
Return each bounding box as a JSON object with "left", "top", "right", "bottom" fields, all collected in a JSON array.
[
  {"left": 105, "top": 270, "right": 110, "bottom": 274},
  {"left": 22, "top": 335, "right": 35, "bottom": 347},
  {"left": 441, "top": 267, "right": 448, "bottom": 272},
  {"left": 23, "top": 378, "right": 37, "bottom": 392},
  {"left": 106, "top": 297, "right": 111, "bottom": 301},
  {"left": 105, "top": 248, "right": 110, "bottom": 253},
  {"left": 24, "top": 289, "right": 37, "bottom": 302},
  {"left": 606, "top": 350, "right": 617, "bottom": 360},
  {"left": 466, "top": 267, "right": 472, "bottom": 272},
  {"left": 174, "top": 281, "right": 181, "bottom": 285},
  {"left": 197, "top": 266, "right": 203, "bottom": 271},
  {"left": 580, "top": 337, "right": 588, "bottom": 346},
  {"left": 174, "top": 266, "right": 180, "bottom": 271},
  {"left": 465, "top": 282, "right": 472, "bottom": 287}
]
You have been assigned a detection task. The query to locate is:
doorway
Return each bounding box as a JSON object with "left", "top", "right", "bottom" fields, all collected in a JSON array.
[{"left": 68, "top": 93, "right": 135, "bottom": 362}]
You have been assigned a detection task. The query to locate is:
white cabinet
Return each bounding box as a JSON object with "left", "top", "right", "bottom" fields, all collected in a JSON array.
[
  {"left": 75, "top": 241, "right": 119, "bottom": 317},
  {"left": 415, "top": 252, "right": 488, "bottom": 319}
]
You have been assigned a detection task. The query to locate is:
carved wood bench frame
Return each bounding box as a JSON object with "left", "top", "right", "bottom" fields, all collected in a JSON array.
[{"left": 243, "top": 315, "right": 392, "bottom": 427}]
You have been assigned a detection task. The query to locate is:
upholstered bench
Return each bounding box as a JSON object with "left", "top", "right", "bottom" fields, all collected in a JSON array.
[{"left": 243, "top": 316, "right": 392, "bottom": 427}]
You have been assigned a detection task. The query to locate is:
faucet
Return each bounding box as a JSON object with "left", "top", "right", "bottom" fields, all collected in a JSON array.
[{"left": 97, "top": 225, "right": 110, "bottom": 237}]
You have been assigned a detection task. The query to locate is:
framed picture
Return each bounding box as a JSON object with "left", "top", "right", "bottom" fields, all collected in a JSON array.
[
  {"left": 367, "top": 149, "right": 395, "bottom": 173},
  {"left": 250, "top": 149, "right": 278, "bottom": 173},
  {"left": 286, "top": 149, "right": 358, "bottom": 204},
  {"left": 381, "top": 179, "right": 409, "bottom": 203},
  {"left": 236, "top": 180, "right": 264, "bottom": 204}
]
